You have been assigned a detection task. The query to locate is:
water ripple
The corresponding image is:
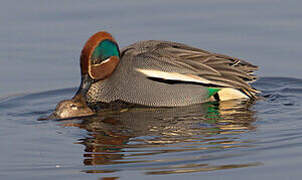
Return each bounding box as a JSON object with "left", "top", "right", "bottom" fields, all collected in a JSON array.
[{"left": 1, "top": 77, "right": 302, "bottom": 177}]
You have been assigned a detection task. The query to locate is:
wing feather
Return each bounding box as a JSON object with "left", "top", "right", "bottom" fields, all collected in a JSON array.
[{"left": 121, "top": 40, "right": 259, "bottom": 98}]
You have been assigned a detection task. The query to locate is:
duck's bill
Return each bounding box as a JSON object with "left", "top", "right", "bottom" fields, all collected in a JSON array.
[{"left": 77, "top": 74, "right": 94, "bottom": 95}]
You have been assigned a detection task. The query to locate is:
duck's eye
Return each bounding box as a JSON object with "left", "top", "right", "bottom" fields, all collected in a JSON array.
[{"left": 91, "top": 39, "right": 119, "bottom": 65}]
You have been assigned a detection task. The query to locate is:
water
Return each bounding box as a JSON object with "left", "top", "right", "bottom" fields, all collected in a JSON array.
[{"left": 1, "top": 0, "right": 302, "bottom": 179}]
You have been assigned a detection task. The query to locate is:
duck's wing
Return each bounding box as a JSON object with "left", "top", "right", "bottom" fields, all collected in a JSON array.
[{"left": 121, "top": 40, "right": 259, "bottom": 99}]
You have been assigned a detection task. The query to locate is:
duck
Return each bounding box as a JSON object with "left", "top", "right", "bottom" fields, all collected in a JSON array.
[
  {"left": 75, "top": 31, "right": 259, "bottom": 108},
  {"left": 50, "top": 94, "right": 94, "bottom": 119}
]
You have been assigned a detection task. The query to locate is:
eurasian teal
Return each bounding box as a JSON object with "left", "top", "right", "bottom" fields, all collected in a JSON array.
[
  {"left": 76, "top": 31, "right": 259, "bottom": 108},
  {"left": 51, "top": 94, "right": 94, "bottom": 119}
]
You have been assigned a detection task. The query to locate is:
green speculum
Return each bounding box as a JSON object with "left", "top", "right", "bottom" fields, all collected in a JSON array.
[
  {"left": 207, "top": 87, "right": 221, "bottom": 98},
  {"left": 91, "top": 39, "right": 119, "bottom": 65}
]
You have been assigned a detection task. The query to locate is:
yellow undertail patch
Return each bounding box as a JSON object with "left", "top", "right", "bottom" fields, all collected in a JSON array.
[{"left": 217, "top": 88, "right": 249, "bottom": 101}]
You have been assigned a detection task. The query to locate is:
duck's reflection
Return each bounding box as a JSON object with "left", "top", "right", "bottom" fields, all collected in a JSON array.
[{"left": 58, "top": 100, "right": 258, "bottom": 174}]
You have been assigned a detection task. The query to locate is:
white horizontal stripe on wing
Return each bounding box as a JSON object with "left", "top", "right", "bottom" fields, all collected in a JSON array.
[{"left": 136, "top": 69, "right": 212, "bottom": 84}]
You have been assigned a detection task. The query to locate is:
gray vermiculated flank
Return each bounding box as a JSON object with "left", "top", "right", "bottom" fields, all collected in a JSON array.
[{"left": 86, "top": 40, "right": 258, "bottom": 107}]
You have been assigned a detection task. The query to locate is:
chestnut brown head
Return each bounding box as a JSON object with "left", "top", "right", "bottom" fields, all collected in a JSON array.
[{"left": 78, "top": 31, "right": 120, "bottom": 95}]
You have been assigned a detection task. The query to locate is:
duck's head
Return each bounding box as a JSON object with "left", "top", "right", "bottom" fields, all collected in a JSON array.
[
  {"left": 50, "top": 94, "right": 95, "bottom": 119},
  {"left": 78, "top": 31, "right": 120, "bottom": 95}
]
